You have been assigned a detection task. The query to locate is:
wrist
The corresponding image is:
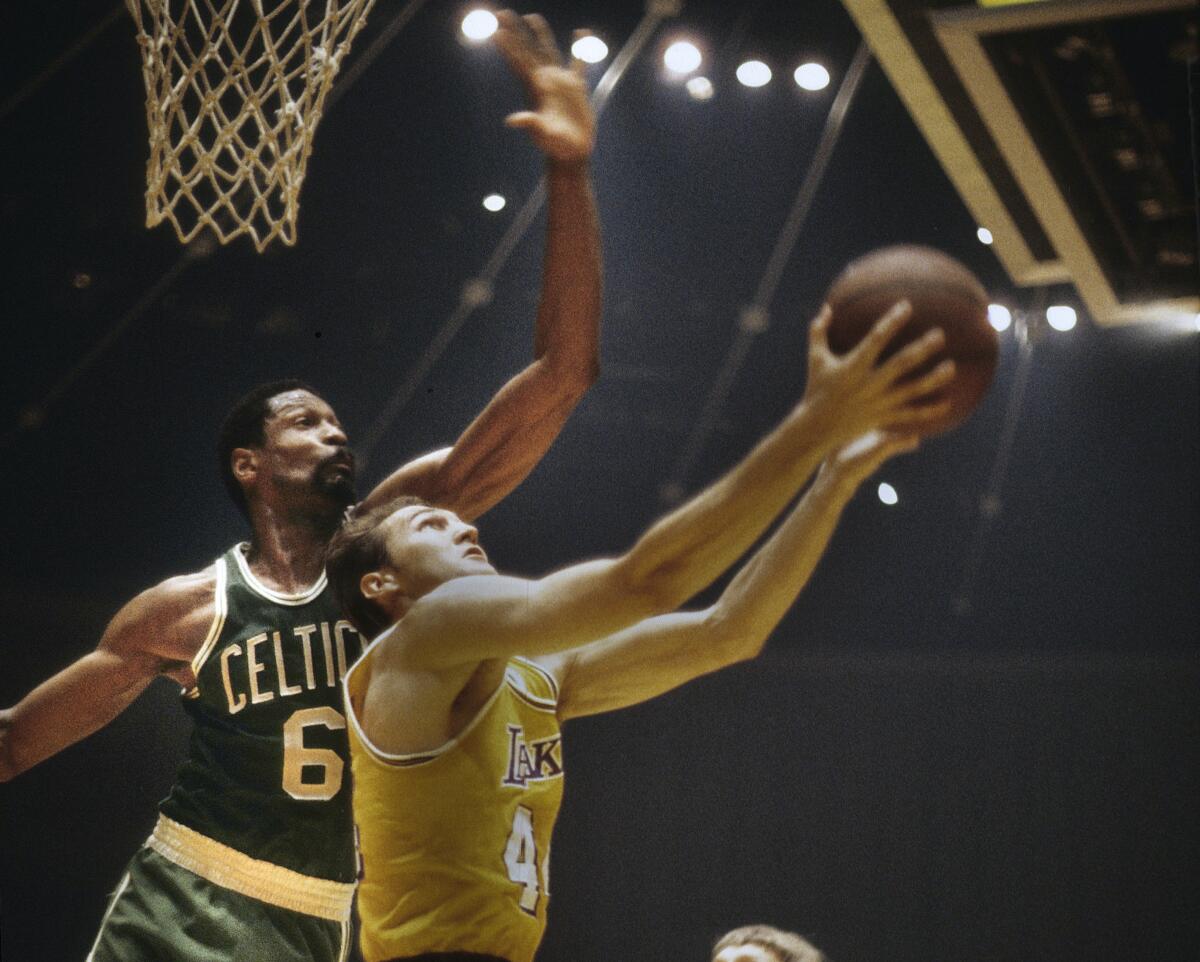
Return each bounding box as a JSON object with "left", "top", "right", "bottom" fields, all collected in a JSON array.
[
  {"left": 789, "top": 395, "right": 855, "bottom": 462},
  {"left": 546, "top": 157, "right": 592, "bottom": 179}
]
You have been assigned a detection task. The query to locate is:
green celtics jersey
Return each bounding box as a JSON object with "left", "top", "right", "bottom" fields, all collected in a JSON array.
[{"left": 158, "top": 544, "right": 365, "bottom": 883}]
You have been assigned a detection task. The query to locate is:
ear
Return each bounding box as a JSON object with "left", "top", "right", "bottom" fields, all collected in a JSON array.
[
  {"left": 360, "top": 569, "right": 401, "bottom": 601},
  {"left": 231, "top": 447, "right": 258, "bottom": 486}
]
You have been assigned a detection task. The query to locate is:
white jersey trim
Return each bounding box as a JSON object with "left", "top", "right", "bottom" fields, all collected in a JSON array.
[
  {"left": 511, "top": 656, "right": 559, "bottom": 709},
  {"left": 187, "top": 558, "right": 228, "bottom": 683},
  {"left": 233, "top": 542, "right": 327, "bottom": 606},
  {"left": 344, "top": 637, "right": 513, "bottom": 769}
]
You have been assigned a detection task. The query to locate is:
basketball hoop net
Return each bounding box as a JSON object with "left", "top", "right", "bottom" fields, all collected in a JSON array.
[{"left": 125, "top": 0, "right": 379, "bottom": 252}]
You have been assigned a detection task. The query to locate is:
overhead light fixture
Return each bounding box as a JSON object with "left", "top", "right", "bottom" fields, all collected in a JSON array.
[
  {"left": 987, "top": 304, "right": 1012, "bottom": 332},
  {"left": 877, "top": 482, "right": 899, "bottom": 506},
  {"left": 976, "top": 227, "right": 994, "bottom": 245},
  {"left": 1046, "top": 305, "right": 1077, "bottom": 331},
  {"left": 571, "top": 34, "right": 608, "bottom": 64},
  {"left": 793, "top": 62, "right": 830, "bottom": 91},
  {"left": 482, "top": 193, "right": 506, "bottom": 212},
  {"left": 663, "top": 40, "right": 702, "bottom": 75},
  {"left": 685, "top": 76, "right": 714, "bottom": 101},
  {"left": 461, "top": 9, "right": 498, "bottom": 42},
  {"left": 736, "top": 60, "right": 772, "bottom": 88}
]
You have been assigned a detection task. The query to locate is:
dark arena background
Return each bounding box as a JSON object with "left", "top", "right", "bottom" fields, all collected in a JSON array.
[{"left": 1, "top": 2, "right": 1197, "bottom": 961}]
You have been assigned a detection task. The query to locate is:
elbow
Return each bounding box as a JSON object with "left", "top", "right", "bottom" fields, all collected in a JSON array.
[
  {"left": 0, "top": 714, "right": 15, "bottom": 783},
  {"left": 702, "top": 607, "right": 768, "bottom": 668},
  {"left": 554, "top": 351, "right": 600, "bottom": 402}
]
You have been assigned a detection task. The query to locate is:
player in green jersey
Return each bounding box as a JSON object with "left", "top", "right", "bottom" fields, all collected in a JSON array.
[{"left": 0, "top": 12, "right": 599, "bottom": 962}]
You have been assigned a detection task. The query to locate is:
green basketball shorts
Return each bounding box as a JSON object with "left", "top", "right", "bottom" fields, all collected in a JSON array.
[{"left": 86, "top": 846, "right": 352, "bottom": 962}]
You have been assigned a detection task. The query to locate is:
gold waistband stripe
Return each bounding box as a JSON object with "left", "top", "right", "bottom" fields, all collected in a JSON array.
[{"left": 146, "top": 815, "right": 355, "bottom": 922}]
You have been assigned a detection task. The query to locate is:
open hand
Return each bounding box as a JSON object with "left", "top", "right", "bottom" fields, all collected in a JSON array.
[
  {"left": 802, "top": 301, "right": 956, "bottom": 444},
  {"left": 494, "top": 11, "right": 595, "bottom": 164}
]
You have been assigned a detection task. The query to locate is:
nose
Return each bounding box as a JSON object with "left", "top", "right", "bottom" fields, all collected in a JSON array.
[
  {"left": 323, "top": 421, "right": 348, "bottom": 446},
  {"left": 453, "top": 524, "right": 479, "bottom": 545}
]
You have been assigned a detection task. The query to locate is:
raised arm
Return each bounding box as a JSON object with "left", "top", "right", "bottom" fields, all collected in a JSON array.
[
  {"left": 361, "top": 12, "right": 600, "bottom": 522},
  {"left": 543, "top": 431, "right": 916, "bottom": 719},
  {"left": 0, "top": 573, "right": 214, "bottom": 782},
  {"left": 383, "top": 315, "right": 955, "bottom": 672}
]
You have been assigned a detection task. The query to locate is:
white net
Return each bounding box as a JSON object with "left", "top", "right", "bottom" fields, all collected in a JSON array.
[{"left": 126, "top": 0, "right": 379, "bottom": 252}]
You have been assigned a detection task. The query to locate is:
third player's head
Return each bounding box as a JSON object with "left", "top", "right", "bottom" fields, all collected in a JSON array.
[
  {"left": 327, "top": 497, "right": 496, "bottom": 638},
  {"left": 218, "top": 380, "right": 358, "bottom": 528},
  {"left": 711, "top": 925, "right": 828, "bottom": 962}
]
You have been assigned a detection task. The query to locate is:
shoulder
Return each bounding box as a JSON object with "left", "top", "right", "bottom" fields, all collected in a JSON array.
[{"left": 103, "top": 564, "right": 220, "bottom": 661}]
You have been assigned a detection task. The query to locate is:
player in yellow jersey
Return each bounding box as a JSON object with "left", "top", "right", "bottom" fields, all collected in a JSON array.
[{"left": 326, "top": 301, "right": 957, "bottom": 962}]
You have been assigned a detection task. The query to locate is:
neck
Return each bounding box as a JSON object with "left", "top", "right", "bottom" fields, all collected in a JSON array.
[{"left": 245, "top": 501, "right": 342, "bottom": 594}]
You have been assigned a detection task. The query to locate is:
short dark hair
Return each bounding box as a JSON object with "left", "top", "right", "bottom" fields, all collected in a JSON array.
[
  {"left": 712, "top": 925, "right": 827, "bottom": 962},
  {"left": 325, "top": 496, "right": 428, "bottom": 639},
  {"left": 217, "top": 379, "right": 317, "bottom": 518}
]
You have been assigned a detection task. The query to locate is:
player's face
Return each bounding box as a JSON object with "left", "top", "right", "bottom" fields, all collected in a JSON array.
[
  {"left": 379, "top": 504, "right": 495, "bottom": 598},
  {"left": 259, "top": 390, "right": 357, "bottom": 508},
  {"left": 712, "top": 947, "right": 782, "bottom": 962}
]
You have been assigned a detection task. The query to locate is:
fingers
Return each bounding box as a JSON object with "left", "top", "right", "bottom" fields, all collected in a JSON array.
[
  {"left": 878, "top": 327, "right": 947, "bottom": 385},
  {"left": 524, "top": 13, "right": 558, "bottom": 60},
  {"left": 504, "top": 111, "right": 542, "bottom": 132},
  {"left": 886, "top": 398, "right": 953, "bottom": 429},
  {"left": 570, "top": 29, "right": 589, "bottom": 80},
  {"left": 494, "top": 11, "right": 536, "bottom": 77},
  {"left": 807, "top": 304, "right": 833, "bottom": 354},
  {"left": 855, "top": 300, "right": 912, "bottom": 366},
  {"left": 895, "top": 358, "right": 956, "bottom": 404}
]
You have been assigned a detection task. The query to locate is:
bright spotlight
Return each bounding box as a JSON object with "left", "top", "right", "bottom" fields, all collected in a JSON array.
[
  {"left": 686, "top": 76, "right": 714, "bottom": 101},
  {"left": 482, "top": 193, "right": 506, "bottom": 212},
  {"left": 1046, "top": 305, "right": 1077, "bottom": 331},
  {"left": 571, "top": 34, "right": 608, "bottom": 64},
  {"left": 977, "top": 227, "right": 994, "bottom": 245},
  {"left": 736, "top": 60, "right": 772, "bottom": 88},
  {"left": 877, "top": 482, "right": 899, "bottom": 506},
  {"left": 1193, "top": 313, "right": 1200, "bottom": 332},
  {"left": 793, "top": 62, "right": 830, "bottom": 91},
  {"left": 987, "top": 304, "right": 1012, "bottom": 332},
  {"left": 664, "top": 40, "right": 702, "bottom": 74},
  {"left": 461, "top": 9, "right": 498, "bottom": 42}
]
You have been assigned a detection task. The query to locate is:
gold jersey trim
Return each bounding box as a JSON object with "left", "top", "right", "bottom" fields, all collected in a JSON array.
[
  {"left": 186, "top": 558, "right": 229, "bottom": 686},
  {"left": 146, "top": 815, "right": 355, "bottom": 921}
]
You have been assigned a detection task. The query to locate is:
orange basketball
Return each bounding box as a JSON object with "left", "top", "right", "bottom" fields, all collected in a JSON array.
[{"left": 824, "top": 244, "right": 999, "bottom": 435}]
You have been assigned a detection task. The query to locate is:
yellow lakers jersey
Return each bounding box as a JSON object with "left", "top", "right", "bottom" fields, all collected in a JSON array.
[{"left": 344, "top": 652, "right": 564, "bottom": 962}]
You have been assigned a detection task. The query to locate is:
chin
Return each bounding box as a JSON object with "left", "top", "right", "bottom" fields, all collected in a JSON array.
[{"left": 317, "top": 475, "right": 358, "bottom": 509}]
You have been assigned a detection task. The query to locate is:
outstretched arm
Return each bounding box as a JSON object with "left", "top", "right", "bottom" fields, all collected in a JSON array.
[
  {"left": 542, "top": 431, "right": 916, "bottom": 719},
  {"left": 384, "top": 316, "right": 954, "bottom": 672},
  {"left": 0, "top": 574, "right": 213, "bottom": 782},
  {"left": 361, "top": 12, "right": 600, "bottom": 522}
]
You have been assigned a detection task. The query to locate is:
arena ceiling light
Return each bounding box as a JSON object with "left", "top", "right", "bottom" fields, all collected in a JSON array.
[
  {"left": 793, "top": 62, "right": 830, "bottom": 91},
  {"left": 987, "top": 304, "right": 1012, "bottom": 332},
  {"left": 736, "top": 60, "right": 772, "bottom": 88},
  {"left": 482, "top": 193, "right": 506, "bottom": 212},
  {"left": 663, "top": 40, "right": 702, "bottom": 75},
  {"left": 571, "top": 34, "right": 608, "bottom": 64},
  {"left": 461, "top": 9, "right": 498, "bottom": 42},
  {"left": 686, "top": 76, "right": 715, "bottom": 101},
  {"left": 877, "top": 482, "right": 899, "bottom": 506},
  {"left": 976, "top": 227, "right": 994, "bottom": 245},
  {"left": 1046, "top": 305, "right": 1078, "bottom": 331}
]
